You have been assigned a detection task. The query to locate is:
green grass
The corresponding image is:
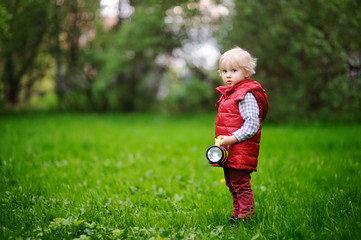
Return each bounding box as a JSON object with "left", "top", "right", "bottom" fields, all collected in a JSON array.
[{"left": 1, "top": 113, "right": 360, "bottom": 239}]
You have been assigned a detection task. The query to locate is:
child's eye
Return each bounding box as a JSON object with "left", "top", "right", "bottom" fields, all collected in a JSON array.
[
  {"left": 222, "top": 70, "right": 227, "bottom": 73},
  {"left": 232, "top": 69, "right": 237, "bottom": 72}
]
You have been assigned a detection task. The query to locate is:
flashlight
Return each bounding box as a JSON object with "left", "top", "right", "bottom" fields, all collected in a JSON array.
[{"left": 206, "top": 137, "right": 229, "bottom": 165}]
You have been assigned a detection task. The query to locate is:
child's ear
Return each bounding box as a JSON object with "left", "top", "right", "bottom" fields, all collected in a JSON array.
[
  {"left": 244, "top": 70, "right": 251, "bottom": 78},
  {"left": 242, "top": 68, "right": 251, "bottom": 78}
]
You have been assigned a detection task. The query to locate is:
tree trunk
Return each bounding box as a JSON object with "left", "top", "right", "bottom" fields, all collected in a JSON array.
[{"left": 3, "top": 56, "right": 20, "bottom": 106}]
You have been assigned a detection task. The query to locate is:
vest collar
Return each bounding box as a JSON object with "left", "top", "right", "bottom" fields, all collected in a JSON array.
[{"left": 215, "top": 79, "right": 255, "bottom": 95}]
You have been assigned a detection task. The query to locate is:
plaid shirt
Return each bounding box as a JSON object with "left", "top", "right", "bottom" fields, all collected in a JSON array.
[{"left": 232, "top": 92, "right": 260, "bottom": 141}]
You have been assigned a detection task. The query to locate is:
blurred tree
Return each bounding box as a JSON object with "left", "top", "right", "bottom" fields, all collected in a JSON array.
[
  {"left": 216, "top": 0, "right": 361, "bottom": 120},
  {"left": 0, "top": 0, "right": 49, "bottom": 106},
  {"left": 84, "top": 0, "right": 190, "bottom": 111},
  {"left": 49, "top": 0, "right": 100, "bottom": 106},
  {"left": 0, "top": 4, "right": 11, "bottom": 40}
]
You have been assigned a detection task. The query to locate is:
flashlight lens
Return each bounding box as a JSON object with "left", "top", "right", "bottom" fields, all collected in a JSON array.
[{"left": 207, "top": 147, "right": 223, "bottom": 162}]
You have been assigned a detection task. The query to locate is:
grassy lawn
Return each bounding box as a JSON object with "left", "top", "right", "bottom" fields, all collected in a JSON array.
[{"left": 1, "top": 113, "right": 360, "bottom": 239}]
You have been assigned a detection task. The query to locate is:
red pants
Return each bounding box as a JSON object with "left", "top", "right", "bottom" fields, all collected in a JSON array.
[{"left": 223, "top": 167, "right": 255, "bottom": 218}]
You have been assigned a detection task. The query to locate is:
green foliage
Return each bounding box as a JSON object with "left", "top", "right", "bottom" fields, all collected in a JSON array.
[
  {"left": 162, "top": 76, "right": 217, "bottom": 113},
  {"left": 217, "top": 0, "right": 361, "bottom": 121},
  {"left": 1, "top": 0, "right": 360, "bottom": 122},
  {"left": 1, "top": 113, "right": 360, "bottom": 239},
  {"left": 85, "top": 1, "right": 188, "bottom": 112},
  {"left": 0, "top": 0, "right": 49, "bottom": 105},
  {"left": 0, "top": 4, "right": 11, "bottom": 40}
]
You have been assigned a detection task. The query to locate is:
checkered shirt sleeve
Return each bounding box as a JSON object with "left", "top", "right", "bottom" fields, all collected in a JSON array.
[{"left": 232, "top": 92, "right": 260, "bottom": 141}]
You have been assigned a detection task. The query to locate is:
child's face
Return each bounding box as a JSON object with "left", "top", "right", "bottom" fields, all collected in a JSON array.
[{"left": 221, "top": 67, "right": 247, "bottom": 87}]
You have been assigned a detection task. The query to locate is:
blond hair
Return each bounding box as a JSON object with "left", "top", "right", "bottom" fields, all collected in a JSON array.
[{"left": 219, "top": 47, "right": 257, "bottom": 77}]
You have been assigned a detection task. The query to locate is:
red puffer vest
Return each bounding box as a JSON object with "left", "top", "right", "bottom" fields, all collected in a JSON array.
[{"left": 214, "top": 79, "right": 268, "bottom": 171}]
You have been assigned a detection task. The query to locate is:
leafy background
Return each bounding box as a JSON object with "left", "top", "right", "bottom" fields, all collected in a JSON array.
[{"left": 0, "top": 0, "right": 360, "bottom": 122}]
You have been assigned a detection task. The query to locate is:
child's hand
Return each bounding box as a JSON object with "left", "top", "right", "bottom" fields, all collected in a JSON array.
[{"left": 217, "top": 135, "right": 238, "bottom": 146}]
